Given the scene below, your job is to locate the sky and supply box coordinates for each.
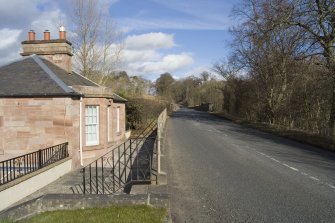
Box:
[0,0,239,80]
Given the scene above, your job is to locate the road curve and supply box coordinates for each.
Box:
[165,108,335,223]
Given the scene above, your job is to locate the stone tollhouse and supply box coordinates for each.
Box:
[0,27,127,168]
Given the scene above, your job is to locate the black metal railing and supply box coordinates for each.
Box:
[0,142,69,185]
[79,120,157,194]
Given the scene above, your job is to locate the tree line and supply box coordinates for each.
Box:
[224,0,335,137]
[155,72,225,111]
[156,0,335,138]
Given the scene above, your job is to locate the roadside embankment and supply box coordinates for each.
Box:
[211,112,335,152]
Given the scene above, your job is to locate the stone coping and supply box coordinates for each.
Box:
[21,39,72,45]
[71,85,114,98]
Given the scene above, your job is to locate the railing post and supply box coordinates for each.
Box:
[124,142,127,184]
[112,150,115,192]
[83,167,86,194]
[89,164,92,194]
[38,149,42,169]
[6,160,9,183]
[65,142,69,158]
[118,146,121,188]
[95,160,98,194]
[101,157,104,194]
[130,139,132,182]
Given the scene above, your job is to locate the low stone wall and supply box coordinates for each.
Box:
[0,191,169,221]
[0,158,72,211]
[156,108,168,176]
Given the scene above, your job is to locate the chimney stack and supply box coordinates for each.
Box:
[44,30,50,40]
[21,27,73,74]
[28,30,35,41]
[59,26,66,40]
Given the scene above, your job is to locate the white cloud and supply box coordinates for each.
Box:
[0,0,42,27]
[130,53,194,74]
[125,32,175,50]
[144,54,193,72]
[30,9,67,39]
[0,28,22,65]
[0,0,68,66]
[122,49,160,63]
[0,48,21,66]
[0,29,22,50]
[120,32,194,77]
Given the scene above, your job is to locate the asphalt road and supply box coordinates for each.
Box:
[165,108,335,223]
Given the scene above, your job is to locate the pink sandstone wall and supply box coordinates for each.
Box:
[81,98,126,165]
[81,97,108,163]
[111,103,126,143]
[0,97,126,167]
[0,98,80,166]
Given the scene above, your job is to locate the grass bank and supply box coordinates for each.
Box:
[1,205,166,223]
[211,112,335,152]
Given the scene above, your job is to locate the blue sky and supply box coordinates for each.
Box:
[0,0,239,80]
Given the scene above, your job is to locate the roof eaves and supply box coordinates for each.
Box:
[112,93,127,102]
[0,92,82,98]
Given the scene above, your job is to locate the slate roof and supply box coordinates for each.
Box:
[42,59,98,87]
[0,55,96,97]
[0,55,127,102]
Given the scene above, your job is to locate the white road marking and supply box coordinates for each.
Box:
[270,157,280,163]
[326,183,335,189]
[253,149,334,190]
[289,166,299,172]
[309,176,320,181]
[283,163,291,168]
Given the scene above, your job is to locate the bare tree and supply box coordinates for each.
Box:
[71,0,123,83]
[271,0,335,134]
[294,0,335,134]
[212,59,241,80]
[213,0,334,135]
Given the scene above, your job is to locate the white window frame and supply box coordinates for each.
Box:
[116,107,120,133]
[85,105,99,146]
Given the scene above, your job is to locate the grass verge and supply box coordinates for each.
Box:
[2,205,166,223]
[211,112,335,152]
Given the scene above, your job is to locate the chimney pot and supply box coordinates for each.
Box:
[28,30,35,41]
[44,30,50,41]
[59,26,66,40]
